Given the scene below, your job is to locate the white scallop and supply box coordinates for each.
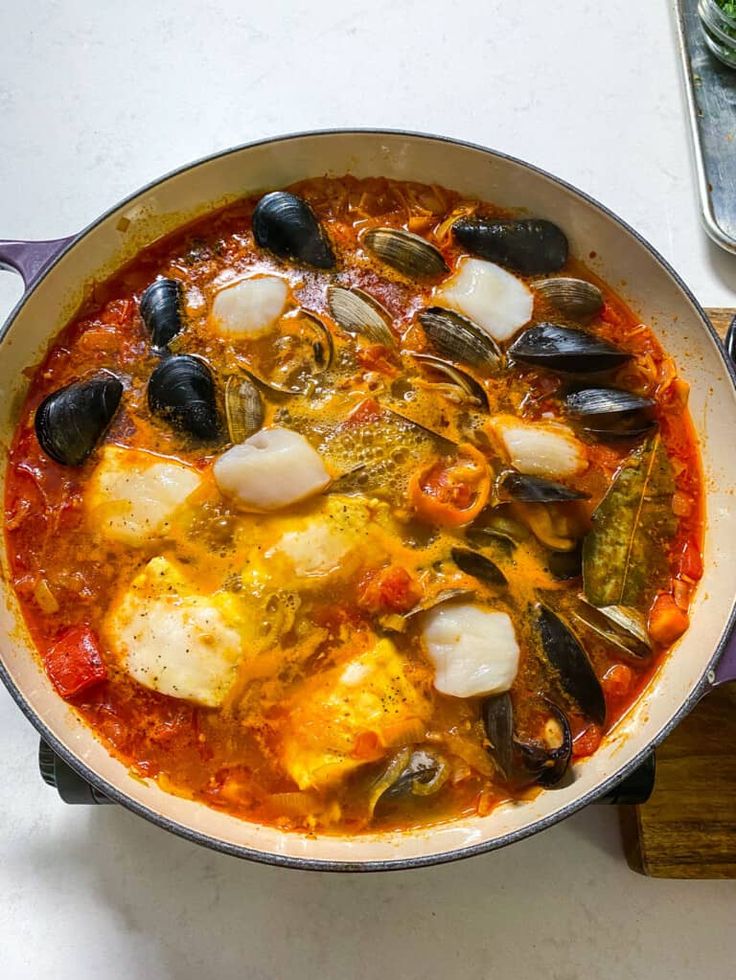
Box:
[421,602,520,698]
[435,256,533,342]
[211,275,289,337]
[489,415,587,478]
[213,426,330,511]
[86,446,202,545]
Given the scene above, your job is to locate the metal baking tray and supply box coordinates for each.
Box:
[675,0,736,253]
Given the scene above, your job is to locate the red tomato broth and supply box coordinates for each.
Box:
[3,176,704,833]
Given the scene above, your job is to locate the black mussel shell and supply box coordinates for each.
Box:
[140,277,185,349]
[451,547,507,585]
[565,387,654,417]
[466,506,530,551]
[252,191,335,269]
[497,470,589,503]
[508,323,631,376]
[571,598,652,661]
[564,387,656,440]
[548,542,584,580]
[35,372,123,466]
[383,749,449,799]
[148,354,221,440]
[482,692,572,787]
[418,307,502,371]
[453,217,568,274]
[516,699,573,788]
[537,604,606,725]
[482,693,515,779]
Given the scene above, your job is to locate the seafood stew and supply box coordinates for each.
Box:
[4,176,703,833]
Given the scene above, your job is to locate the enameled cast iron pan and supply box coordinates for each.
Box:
[1,130,735,871]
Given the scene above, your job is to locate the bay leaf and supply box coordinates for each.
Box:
[582,434,676,608]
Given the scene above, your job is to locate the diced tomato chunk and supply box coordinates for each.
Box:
[358,565,421,614]
[599,302,623,326]
[352,731,382,760]
[343,397,382,427]
[572,724,602,758]
[356,344,397,376]
[678,538,703,582]
[44,625,107,699]
[648,593,689,646]
[601,664,634,702]
[100,298,134,327]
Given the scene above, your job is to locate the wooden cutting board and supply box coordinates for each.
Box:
[619,307,736,879]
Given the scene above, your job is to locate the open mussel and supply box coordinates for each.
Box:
[571,597,652,661]
[508,323,631,376]
[537,604,606,725]
[453,217,568,275]
[411,353,489,410]
[418,307,502,371]
[326,286,396,348]
[148,354,221,440]
[564,387,656,439]
[224,374,264,443]
[547,542,583,580]
[369,747,450,815]
[532,277,604,319]
[483,692,572,787]
[140,277,185,349]
[363,227,448,280]
[496,472,589,552]
[465,507,530,551]
[451,547,506,586]
[35,371,123,466]
[384,749,449,799]
[496,470,589,504]
[252,191,335,269]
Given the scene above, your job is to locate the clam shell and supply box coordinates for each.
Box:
[411,353,489,410]
[236,310,334,394]
[224,375,264,443]
[418,307,502,371]
[326,286,397,348]
[364,227,448,279]
[532,277,603,318]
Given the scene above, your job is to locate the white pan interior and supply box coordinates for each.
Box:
[0,131,734,868]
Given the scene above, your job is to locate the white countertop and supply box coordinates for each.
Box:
[1,2,735,978]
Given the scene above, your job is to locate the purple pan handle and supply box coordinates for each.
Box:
[0,236,75,289]
[711,314,736,687]
[713,629,736,687]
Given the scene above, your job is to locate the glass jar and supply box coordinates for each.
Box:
[699,0,736,68]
